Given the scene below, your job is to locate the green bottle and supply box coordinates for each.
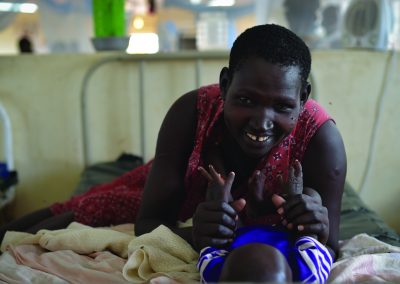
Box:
[92,0,125,38]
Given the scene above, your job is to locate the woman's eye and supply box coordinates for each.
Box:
[276,104,293,112]
[238,97,253,105]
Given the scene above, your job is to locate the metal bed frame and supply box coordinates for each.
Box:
[79,52,229,167]
[0,103,15,210]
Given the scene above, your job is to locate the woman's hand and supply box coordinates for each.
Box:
[192,165,245,250]
[274,160,329,244]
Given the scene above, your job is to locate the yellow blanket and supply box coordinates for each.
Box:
[1,222,200,283]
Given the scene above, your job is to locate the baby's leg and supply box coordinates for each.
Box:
[219,243,292,283]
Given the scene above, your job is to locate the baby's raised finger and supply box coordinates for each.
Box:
[293,159,303,178]
[225,171,235,190]
[288,160,303,195]
[198,166,213,182]
[209,164,224,185]
[248,171,265,200]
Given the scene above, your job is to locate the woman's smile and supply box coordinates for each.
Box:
[245,132,270,143]
[241,128,278,156]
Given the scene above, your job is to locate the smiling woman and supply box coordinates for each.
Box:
[135,24,346,282]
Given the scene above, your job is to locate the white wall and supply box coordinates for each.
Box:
[0,50,399,233]
[313,50,400,231]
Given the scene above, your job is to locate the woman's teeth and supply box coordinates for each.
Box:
[246,133,269,142]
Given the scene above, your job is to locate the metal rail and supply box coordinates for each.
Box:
[0,102,15,208]
[80,52,229,167]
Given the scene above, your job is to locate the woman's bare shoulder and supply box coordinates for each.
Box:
[154,89,199,158]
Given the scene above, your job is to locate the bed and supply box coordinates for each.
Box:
[1,155,399,283]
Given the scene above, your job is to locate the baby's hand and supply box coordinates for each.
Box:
[198,165,235,202]
[192,165,245,251]
[246,170,274,218]
[274,160,328,244]
[283,159,303,196]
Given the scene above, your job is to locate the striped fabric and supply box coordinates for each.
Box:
[197,247,229,283]
[295,237,333,283]
[197,226,333,283]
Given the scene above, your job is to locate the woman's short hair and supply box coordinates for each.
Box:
[229,24,311,85]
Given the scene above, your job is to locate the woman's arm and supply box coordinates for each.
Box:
[134,90,198,244]
[302,120,347,259]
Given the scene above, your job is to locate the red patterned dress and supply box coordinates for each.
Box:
[51,84,331,227]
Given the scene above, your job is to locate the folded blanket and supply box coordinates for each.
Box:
[337,233,400,258]
[1,222,134,258]
[328,233,400,283]
[6,244,129,284]
[0,249,69,284]
[123,225,199,282]
[1,222,199,283]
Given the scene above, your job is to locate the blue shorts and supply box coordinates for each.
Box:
[197,225,332,283]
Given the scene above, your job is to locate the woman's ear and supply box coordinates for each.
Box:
[219,67,231,100]
[300,82,311,106]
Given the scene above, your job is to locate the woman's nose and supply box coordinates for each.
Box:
[249,109,274,131]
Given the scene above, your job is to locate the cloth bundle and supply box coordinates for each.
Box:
[1,222,200,283]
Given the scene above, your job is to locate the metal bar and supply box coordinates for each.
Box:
[0,103,13,170]
[195,59,202,88]
[80,53,229,167]
[138,61,146,161]
[80,56,124,167]
[0,102,15,208]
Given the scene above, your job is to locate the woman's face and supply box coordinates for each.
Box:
[222,58,307,159]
